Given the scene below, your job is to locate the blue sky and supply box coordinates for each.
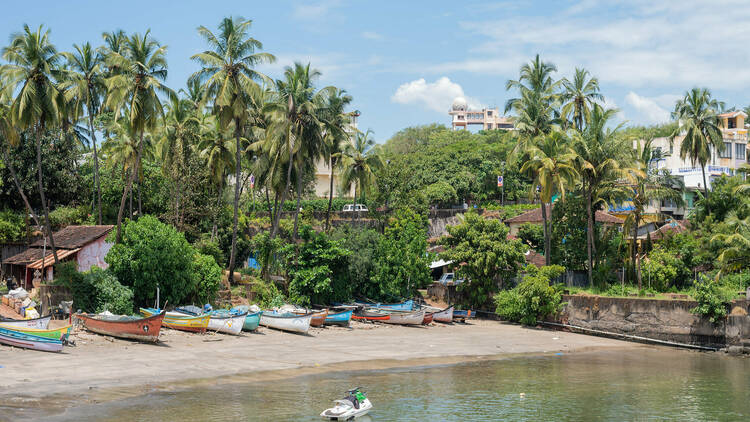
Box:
[3,0,750,141]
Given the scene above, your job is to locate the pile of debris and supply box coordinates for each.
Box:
[1,287,40,319]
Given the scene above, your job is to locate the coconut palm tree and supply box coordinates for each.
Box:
[190,16,275,283]
[671,88,723,210]
[520,131,579,265]
[1,24,63,263]
[60,42,106,224]
[712,212,750,276]
[103,30,172,242]
[320,88,353,231]
[199,115,235,241]
[573,104,634,285]
[338,129,383,223]
[561,67,603,132]
[505,54,560,138]
[626,138,684,289]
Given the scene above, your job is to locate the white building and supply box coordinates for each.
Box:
[449,97,514,131]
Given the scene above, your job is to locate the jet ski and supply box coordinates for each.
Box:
[320,387,372,421]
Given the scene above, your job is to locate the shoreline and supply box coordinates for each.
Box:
[1,319,644,417]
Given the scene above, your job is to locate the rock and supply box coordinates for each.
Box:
[726,345,744,355]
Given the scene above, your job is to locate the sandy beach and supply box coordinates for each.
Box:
[0,318,642,416]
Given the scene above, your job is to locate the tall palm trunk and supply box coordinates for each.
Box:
[630,213,642,289]
[325,157,336,231]
[138,177,142,218]
[115,131,143,244]
[586,183,594,286]
[211,180,223,242]
[700,163,710,213]
[87,100,102,225]
[292,163,303,238]
[228,118,242,287]
[35,125,58,265]
[3,146,40,226]
[541,201,550,266]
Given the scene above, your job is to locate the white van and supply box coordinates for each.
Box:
[342,204,368,212]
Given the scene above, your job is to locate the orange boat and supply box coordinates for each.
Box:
[293,309,328,327]
[77,311,166,342]
[422,312,434,325]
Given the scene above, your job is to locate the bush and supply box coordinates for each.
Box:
[0,209,25,242]
[194,236,225,268]
[105,216,197,307]
[691,275,731,323]
[48,205,88,229]
[330,226,381,295]
[518,222,544,253]
[495,265,565,325]
[424,180,458,207]
[192,253,222,304]
[54,263,133,314]
[642,248,689,291]
[243,276,286,309]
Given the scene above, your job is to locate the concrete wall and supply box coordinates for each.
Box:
[77,237,113,272]
[561,295,750,348]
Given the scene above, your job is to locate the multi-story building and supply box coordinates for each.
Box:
[622,110,748,220]
[311,110,360,198]
[449,97,514,131]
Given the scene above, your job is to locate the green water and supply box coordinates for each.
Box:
[48,348,750,421]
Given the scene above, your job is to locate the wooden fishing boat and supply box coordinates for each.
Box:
[77,311,166,342]
[0,323,72,340]
[228,306,262,331]
[292,309,328,327]
[324,309,353,326]
[0,314,52,329]
[422,312,434,325]
[173,307,246,335]
[0,326,63,352]
[354,299,413,311]
[453,309,473,322]
[380,309,425,325]
[140,308,210,333]
[430,306,454,323]
[351,309,390,322]
[260,311,312,334]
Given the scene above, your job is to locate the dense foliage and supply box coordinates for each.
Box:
[691,276,731,323]
[495,265,566,325]
[54,263,134,314]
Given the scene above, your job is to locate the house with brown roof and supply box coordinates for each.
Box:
[2,225,114,289]
[503,204,624,236]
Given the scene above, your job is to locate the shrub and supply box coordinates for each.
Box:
[518,222,544,253]
[0,209,25,242]
[495,266,564,325]
[243,276,285,309]
[424,180,458,207]
[330,226,381,295]
[192,253,222,304]
[54,263,133,314]
[105,216,197,307]
[48,205,88,229]
[194,236,225,268]
[642,248,688,291]
[691,275,731,323]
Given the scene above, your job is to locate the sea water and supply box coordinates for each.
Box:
[45,348,750,421]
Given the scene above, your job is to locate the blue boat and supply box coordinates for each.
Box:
[324,309,353,326]
[453,310,473,322]
[0,326,63,352]
[354,300,414,311]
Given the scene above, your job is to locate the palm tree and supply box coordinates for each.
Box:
[520,131,579,265]
[338,129,383,222]
[712,212,750,276]
[199,115,235,241]
[560,68,603,132]
[103,30,172,242]
[191,16,275,283]
[320,88,353,231]
[60,42,105,224]
[1,24,63,264]
[573,104,634,285]
[671,87,723,210]
[505,54,560,138]
[626,138,684,289]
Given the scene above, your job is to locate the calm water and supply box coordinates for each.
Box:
[48,348,750,421]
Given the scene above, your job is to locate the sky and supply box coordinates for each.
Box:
[2,0,750,142]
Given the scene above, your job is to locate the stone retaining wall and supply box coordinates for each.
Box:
[561,295,750,349]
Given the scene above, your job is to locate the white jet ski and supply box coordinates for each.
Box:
[320,387,372,421]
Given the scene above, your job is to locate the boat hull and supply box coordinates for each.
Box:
[0,314,52,329]
[352,310,390,321]
[206,313,245,335]
[422,313,434,325]
[0,327,63,352]
[431,306,454,323]
[382,310,425,325]
[140,308,210,333]
[260,312,312,333]
[293,310,328,327]
[324,309,353,326]
[243,311,261,331]
[453,310,473,322]
[0,323,72,340]
[78,312,165,342]
[355,300,413,311]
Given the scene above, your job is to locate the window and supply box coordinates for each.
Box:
[728,118,737,129]
[736,143,747,161]
[487,110,493,116]
[487,123,493,129]
[719,142,732,158]
[669,143,674,155]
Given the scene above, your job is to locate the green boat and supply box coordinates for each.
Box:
[0,323,72,340]
[229,307,261,331]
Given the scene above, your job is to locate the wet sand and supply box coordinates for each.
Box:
[0,319,641,416]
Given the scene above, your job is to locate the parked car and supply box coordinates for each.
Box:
[437,272,464,285]
[342,204,368,212]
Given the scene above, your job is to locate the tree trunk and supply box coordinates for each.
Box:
[2,146,40,226]
[540,201,550,266]
[87,102,102,225]
[271,131,294,239]
[325,157,336,231]
[211,180,222,242]
[228,118,242,288]
[35,125,58,265]
[701,164,710,214]
[351,182,357,224]
[265,187,273,217]
[129,183,133,219]
[630,214,640,289]
[115,130,144,244]
[292,164,303,239]
[138,177,142,218]
[635,215,642,289]
[586,183,594,287]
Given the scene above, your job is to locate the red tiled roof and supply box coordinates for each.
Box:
[718,110,747,118]
[30,225,114,249]
[504,204,624,224]
[524,250,546,267]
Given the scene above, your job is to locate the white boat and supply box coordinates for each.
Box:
[260,311,312,333]
[173,310,246,335]
[426,306,454,323]
[0,314,51,329]
[379,309,425,325]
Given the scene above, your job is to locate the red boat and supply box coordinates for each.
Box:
[352,310,390,322]
[76,311,166,342]
[422,312,434,325]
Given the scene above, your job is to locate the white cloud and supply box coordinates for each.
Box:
[292,0,342,21]
[624,92,676,124]
[361,31,383,41]
[391,77,482,113]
